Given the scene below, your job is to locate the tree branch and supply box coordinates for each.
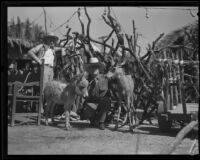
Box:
[160,121,198,154]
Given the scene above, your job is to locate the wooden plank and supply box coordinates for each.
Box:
[179,48,187,114]
[168,49,173,110]
[171,52,178,106]
[168,113,191,121]
[163,49,169,112]
[168,103,198,114]
[176,49,182,104]
[14,82,39,87]
[16,96,40,100]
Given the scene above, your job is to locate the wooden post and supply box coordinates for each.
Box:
[179,48,187,114]
[168,49,173,110]
[132,20,136,54]
[176,49,181,103]
[38,60,44,125]
[163,49,169,112]
[172,52,178,106]
[11,83,17,126]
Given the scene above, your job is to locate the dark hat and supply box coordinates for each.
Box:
[84,57,104,72]
[43,33,59,43]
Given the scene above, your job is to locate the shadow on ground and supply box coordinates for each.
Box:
[8,115,198,140]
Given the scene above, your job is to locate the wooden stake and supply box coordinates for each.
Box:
[179,48,187,114]
[172,52,178,106]
[163,49,169,112]
[42,7,47,35]
[168,49,173,110]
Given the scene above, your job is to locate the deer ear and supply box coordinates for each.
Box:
[83,71,89,79]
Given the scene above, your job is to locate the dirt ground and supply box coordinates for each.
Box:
[7,117,198,155]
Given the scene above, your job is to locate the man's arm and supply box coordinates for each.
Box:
[27,44,43,65]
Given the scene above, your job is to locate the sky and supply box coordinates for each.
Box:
[8,6,198,54]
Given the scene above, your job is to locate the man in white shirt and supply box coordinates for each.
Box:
[27,33,61,89]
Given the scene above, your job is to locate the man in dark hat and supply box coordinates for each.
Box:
[27,33,64,90]
[83,57,111,130]
[28,33,66,115]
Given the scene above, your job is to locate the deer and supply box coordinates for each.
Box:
[43,72,89,130]
[106,56,137,132]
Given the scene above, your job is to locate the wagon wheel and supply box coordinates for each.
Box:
[158,114,172,132]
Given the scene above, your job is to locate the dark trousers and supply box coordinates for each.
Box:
[86,96,110,123]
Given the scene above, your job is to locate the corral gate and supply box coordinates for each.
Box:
[156,45,199,115]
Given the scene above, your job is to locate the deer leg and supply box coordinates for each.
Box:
[121,113,128,126]
[133,106,139,127]
[126,98,134,131]
[118,102,128,128]
[45,100,52,126]
[129,109,134,131]
[50,102,56,125]
[115,102,121,130]
[64,104,71,130]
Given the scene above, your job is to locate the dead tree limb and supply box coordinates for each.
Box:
[63,28,72,46]
[84,7,93,51]
[152,33,164,50]
[104,29,115,43]
[125,34,152,81]
[77,8,85,35]
[132,20,137,54]
[160,121,198,154]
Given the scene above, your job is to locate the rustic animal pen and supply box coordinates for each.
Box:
[156,45,199,131]
[8,7,198,133]
[9,60,44,126]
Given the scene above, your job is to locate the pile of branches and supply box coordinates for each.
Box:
[56,7,198,123]
[56,7,166,120]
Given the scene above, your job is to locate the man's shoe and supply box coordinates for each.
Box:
[90,120,99,127]
[99,122,105,130]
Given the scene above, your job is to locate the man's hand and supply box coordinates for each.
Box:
[38,59,43,66]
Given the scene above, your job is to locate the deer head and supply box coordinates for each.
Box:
[105,56,127,79]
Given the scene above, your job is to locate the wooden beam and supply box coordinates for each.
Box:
[179,48,187,114]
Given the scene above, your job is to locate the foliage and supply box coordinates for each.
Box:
[8,17,45,43]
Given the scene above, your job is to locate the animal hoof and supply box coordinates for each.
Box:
[65,125,71,130]
[129,126,134,132]
[114,125,118,131]
[45,121,49,126]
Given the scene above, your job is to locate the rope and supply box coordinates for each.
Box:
[52,10,77,32]
[136,7,198,11]
[46,12,64,36]
[52,7,105,33]
[30,12,43,25]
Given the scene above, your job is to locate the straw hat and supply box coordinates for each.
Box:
[84,57,104,72]
[43,32,59,44]
[9,63,14,69]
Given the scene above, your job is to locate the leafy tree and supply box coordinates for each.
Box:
[24,18,31,40]
[8,17,45,43]
[16,16,22,38]
[8,17,17,37]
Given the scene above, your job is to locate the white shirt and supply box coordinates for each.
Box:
[42,48,54,67]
